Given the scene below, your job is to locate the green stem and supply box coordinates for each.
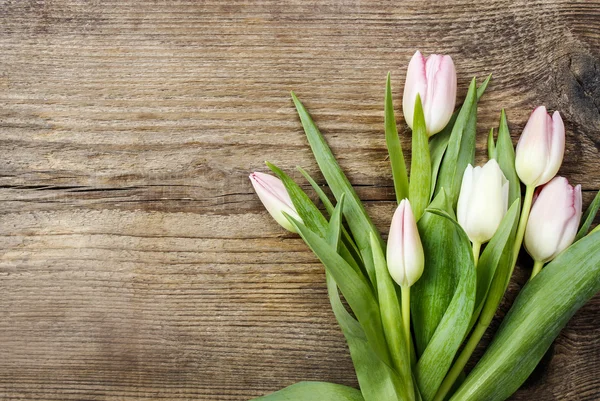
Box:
[401,285,411,366]
[512,185,535,263]
[472,241,482,268]
[530,260,544,279]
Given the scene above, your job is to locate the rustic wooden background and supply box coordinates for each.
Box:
[1,0,599,400]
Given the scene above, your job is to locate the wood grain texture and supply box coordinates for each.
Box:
[1,0,599,400]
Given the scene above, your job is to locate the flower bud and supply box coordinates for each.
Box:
[249,172,301,233]
[457,159,509,244]
[386,199,425,287]
[524,176,582,263]
[402,50,457,136]
[515,106,565,187]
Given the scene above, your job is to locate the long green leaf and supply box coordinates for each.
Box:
[451,230,600,401]
[298,166,364,267]
[370,233,414,401]
[489,110,521,204]
[385,72,410,203]
[430,75,491,197]
[267,162,362,275]
[434,78,478,208]
[575,190,600,241]
[285,215,392,368]
[411,190,461,356]
[469,200,520,331]
[325,199,405,401]
[253,381,364,401]
[292,92,381,288]
[415,205,476,401]
[409,94,431,221]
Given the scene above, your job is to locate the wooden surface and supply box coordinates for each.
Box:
[1,1,599,400]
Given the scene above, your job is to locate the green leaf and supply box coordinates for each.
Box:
[489,110,521,205]
[575,190,600,241]
[469,199,520,331]
[292,92,381,288]
[298,166,364,267]
[414,204,476,401]
[253,381,364,401]
[370,233,414,400]
[450,230,600,401]
[285,215,392,368]
[409,94,431,221]
[325,201,405,401]
[385,72,410,203]
[267,162,362,276]
[411,190,460,356]
[430,75,491,197]
[434,78,478,208]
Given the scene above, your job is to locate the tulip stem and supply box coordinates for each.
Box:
[472,241,481,267]
[512,185,535,263]
[401,285,411,365]
[530,260,544,279]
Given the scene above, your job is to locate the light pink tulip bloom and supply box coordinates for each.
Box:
[387,199,425,287]
[515,106,565,187]
[524,177,582,263]
[403,50,457,136]
[249,172,301,232]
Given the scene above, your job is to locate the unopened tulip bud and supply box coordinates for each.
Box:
[515,106,565,187]
[249,172,301,233]
[403,51,457,136]
[457,159,509,244]
[524,176,582,263]
[387,199,425,287]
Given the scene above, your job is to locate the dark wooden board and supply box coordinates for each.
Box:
[1,1,599,400]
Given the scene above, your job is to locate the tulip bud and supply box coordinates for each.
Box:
[386,199,425,287]
[457,159,509,244]
[249,172,301,233]
[515,106,565,187]
[524,176,582,263]
[403,50,457,136]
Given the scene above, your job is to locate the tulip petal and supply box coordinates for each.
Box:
[515,106,551,186]
[403,51,427,131]
[538,111,565,185]
[426,55,457,135]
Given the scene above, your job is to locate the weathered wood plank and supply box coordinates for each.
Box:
[1,0,599,400]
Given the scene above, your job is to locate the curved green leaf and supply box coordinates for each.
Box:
[411,190,460,356]
[409,94,431,221]
[430,75,491,198]
[285,215,392,368]
[434,78,478,208]
[414,204,476,401]
[451,230,600,401]
[489,110,520,204]
[576,190,600,241]
[253,381,364,401]
[385,72,409,203]
[292,92,381,288]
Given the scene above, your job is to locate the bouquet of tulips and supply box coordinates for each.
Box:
[248,51,600,401]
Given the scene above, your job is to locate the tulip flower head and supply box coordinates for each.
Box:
[403,50,457,136]
[386,199,425,287]
[515,106,565,187]
[249,172,301,233]
[457,159,509,244]
[524,176,582,263]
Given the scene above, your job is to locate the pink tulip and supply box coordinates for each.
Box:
[403,51,457,136]
[249,172,301,232]
[386,199,425,287]
[524,177,582,263]
[515,106,565,187]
